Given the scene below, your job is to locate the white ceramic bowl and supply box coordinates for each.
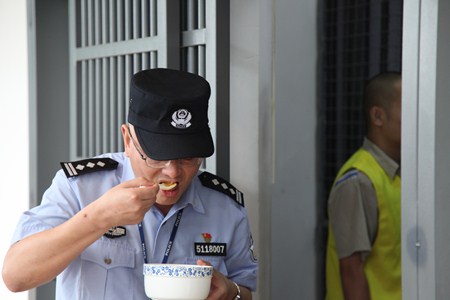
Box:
[143,263,213,300]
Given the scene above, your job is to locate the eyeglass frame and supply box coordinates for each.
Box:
[127,125,203,169]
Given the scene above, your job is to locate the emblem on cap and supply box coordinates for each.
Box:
[171,109,192,129]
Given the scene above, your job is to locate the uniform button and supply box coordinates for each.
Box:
[104,258,112,265]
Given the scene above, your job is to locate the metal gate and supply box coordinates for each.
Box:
[68,0,229,174]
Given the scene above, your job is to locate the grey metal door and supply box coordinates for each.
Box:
[68,0,229,175]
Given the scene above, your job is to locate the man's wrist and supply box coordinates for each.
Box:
[232,281,241,299]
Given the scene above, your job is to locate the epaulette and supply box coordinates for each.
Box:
[335,169,359,187]
[198,171,244,207]
[60,157,118,178]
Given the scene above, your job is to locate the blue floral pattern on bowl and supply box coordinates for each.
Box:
[143,264,213,278]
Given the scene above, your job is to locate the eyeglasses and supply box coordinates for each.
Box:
[127,126,203,169]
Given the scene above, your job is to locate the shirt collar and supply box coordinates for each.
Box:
[363,137,400,179]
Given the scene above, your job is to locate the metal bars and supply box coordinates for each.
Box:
[77,0,158,47]
[77,54,157,157]
[71,0,160,158]
[319,0,403,194]
[181,0,206,76]
[69,0,226,176]
[180,0,210,170]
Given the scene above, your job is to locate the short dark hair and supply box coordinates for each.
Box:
[364,71,401,123]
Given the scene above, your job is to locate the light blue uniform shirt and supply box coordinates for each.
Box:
[11,152,258,300]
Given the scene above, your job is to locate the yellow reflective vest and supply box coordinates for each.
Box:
[326,148,401,300]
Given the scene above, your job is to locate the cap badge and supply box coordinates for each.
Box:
[171,109,192,129]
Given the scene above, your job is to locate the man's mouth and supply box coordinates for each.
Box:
[159,181,178,191]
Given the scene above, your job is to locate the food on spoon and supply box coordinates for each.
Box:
[159,181,177,191]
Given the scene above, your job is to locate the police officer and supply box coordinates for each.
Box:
[3,68,257,300]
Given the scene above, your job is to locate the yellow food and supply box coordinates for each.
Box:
[159,182,177,191]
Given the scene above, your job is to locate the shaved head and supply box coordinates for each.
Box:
[364,71,402,163]
[364,72,401,123]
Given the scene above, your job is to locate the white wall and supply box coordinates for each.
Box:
[230,0,267,297]
[0,0,30,299]
[230,0,320,299]
[271,0,319,298]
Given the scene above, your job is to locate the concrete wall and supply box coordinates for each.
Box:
[230,0,270,297]
[271,0,320,298]
[230,0,320,299]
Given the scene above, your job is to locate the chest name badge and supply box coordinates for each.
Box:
[104,226,126,239]
[195,243,227,256]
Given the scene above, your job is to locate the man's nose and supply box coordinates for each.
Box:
[161,160,182,177]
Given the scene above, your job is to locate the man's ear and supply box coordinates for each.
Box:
[369,106,385,127]
[121,124,132,157]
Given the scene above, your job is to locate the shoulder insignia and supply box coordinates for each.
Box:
[335,169,359,187]
[60,157,118,178]
[198,171,244,207]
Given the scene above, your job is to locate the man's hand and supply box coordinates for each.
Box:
[197,259,252,300]
[2,177,159,292]
[91,177,159,230]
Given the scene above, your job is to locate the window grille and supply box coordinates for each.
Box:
[319,0,403,200]
[69,0,228,174]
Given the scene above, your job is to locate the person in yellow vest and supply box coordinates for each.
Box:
[325,72,402,300]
